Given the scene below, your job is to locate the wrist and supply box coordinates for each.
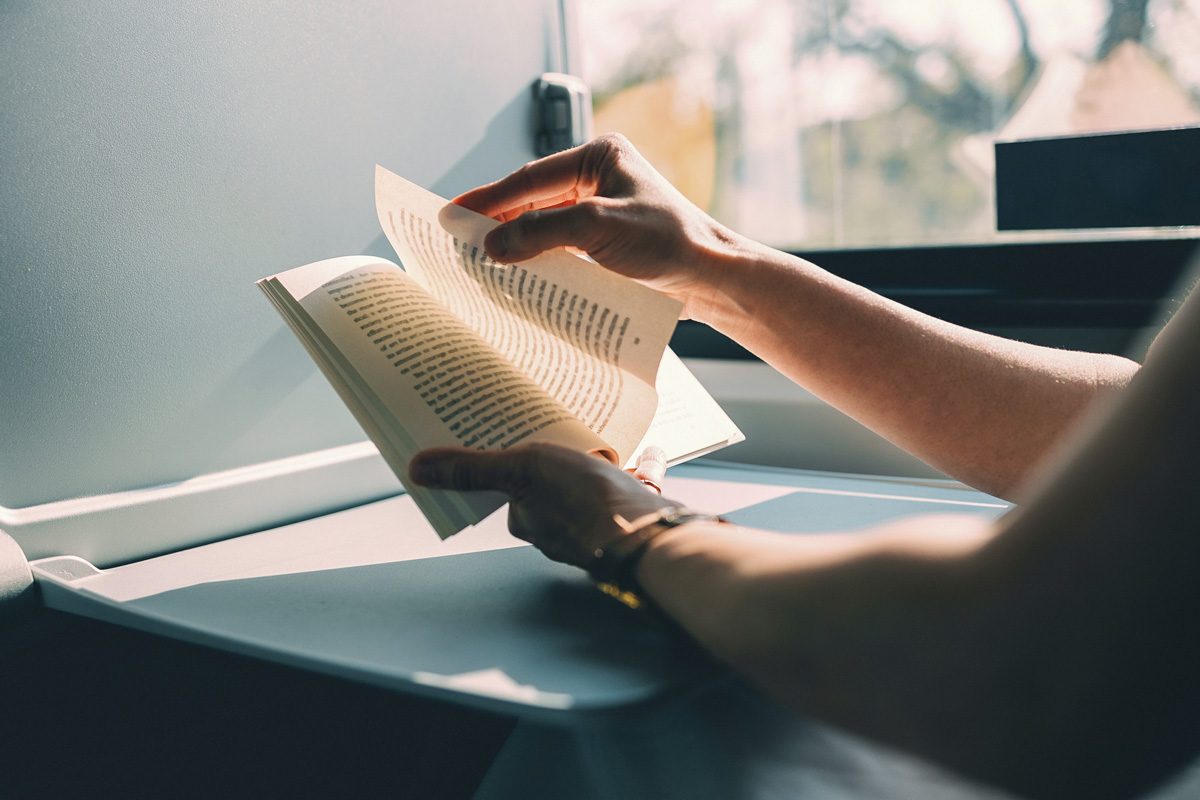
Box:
[685,227,803,333]
[632,518,749,618]
[635,517,732,573]
[589,507,725,613]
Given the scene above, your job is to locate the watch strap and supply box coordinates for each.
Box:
[589,506,725,612]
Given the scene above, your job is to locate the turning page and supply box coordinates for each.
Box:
[376,167,682,465]
[262,171,744,536]
[260,257,611,538]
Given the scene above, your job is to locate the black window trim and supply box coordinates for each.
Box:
[670,236,1200,359]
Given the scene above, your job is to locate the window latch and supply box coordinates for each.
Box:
[532,73,593,157]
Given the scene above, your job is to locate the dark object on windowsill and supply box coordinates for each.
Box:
[995,126,1200,231]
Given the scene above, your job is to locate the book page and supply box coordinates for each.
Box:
[626,349,745,469]
[375,166,682,464]
[261,257,613,537]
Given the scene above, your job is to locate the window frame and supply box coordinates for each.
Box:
[670,236,1200,359]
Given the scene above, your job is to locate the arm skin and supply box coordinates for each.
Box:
[454,134,1139,499]
[641,283,1200,798]
[410,283,1200,799]
[699,246,1139,499]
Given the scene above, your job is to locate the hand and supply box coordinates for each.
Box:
[453,133,752,322]
[409,443,677,569]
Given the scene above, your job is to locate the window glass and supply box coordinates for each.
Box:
[579,0,1200,248]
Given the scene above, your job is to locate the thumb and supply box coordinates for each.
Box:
[408,447,529,493]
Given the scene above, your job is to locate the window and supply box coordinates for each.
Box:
[579,0,1200,250]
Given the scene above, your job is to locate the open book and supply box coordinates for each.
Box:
[258,167,743,538]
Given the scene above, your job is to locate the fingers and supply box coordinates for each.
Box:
[453,133,635,221]
[484,199,613,263]
[453,143,596,220]
[631,445,666,494]
[408,447,530,494]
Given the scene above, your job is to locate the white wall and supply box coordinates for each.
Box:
[0,2,563,508]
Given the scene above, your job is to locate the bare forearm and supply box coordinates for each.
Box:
[695,243,1139,498]
[636,289,1200,797]
[636,507,1191,798]
[636,517,1020,782]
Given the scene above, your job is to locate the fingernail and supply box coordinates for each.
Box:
[486,227,509,261]
[410,458,440,486]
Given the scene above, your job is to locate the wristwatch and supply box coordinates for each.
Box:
[588,506,725,613]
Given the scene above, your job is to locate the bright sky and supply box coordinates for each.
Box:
[581,0,1196,89]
